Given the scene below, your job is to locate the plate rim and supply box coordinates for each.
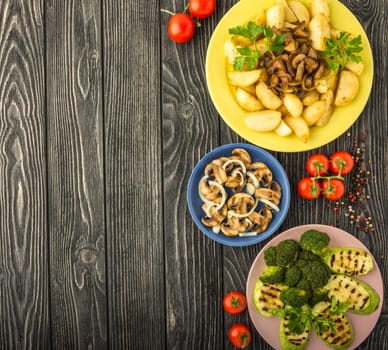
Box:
[205,0,374,152]
[186,143,291,247]
[246,224,384,350]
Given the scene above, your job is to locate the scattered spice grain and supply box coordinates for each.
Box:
[329,132,374,233]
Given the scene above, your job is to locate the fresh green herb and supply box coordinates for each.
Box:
[233,47,260,71]
[313,314,335,334]
[323,32,363,73]
[271,297,349,336]
[329,296,350,315]
[262,26,286,53]
[228,21,286,71]
[228,21,264,43]
[271,307,312,334]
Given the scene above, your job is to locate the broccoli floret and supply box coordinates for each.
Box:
[298,259,331,289]
[275,239,301,268]
[259,266,285,284]
[309,288,329,307]
[284,265,302,287]
[280,287,309,307]
[264,246,277,266]
[263,240,300,268]
[298,249,323,262]
[300,229,330,254]
[295,278,312,298]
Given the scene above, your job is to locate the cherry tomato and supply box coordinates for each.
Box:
[322,178,345,200]
[306,153,329,176]
[228,323,252,349]
[189,0,216,19]
[329,151,354,176]
[297,177,321,200]
[167,13,195,43]
[223,291,247,315]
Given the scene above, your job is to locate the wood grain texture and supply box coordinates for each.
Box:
[46,0,106,348]
[0,1,49,349]
[160,0,226,349]
[103,1,165,349]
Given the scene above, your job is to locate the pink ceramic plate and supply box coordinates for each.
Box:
[246,224,383,350]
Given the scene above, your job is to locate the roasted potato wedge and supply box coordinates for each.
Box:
[228,70,262,87]
[315,71,338,94]
[266,4,285,29]
[255,81,283,109]
[275,120,293,136]
[309,0,330,18]
[334,70,359,106]
[239,84,257,96]
[276,0,298,22]
[309,14,331,51]
[283,93,303,117]
[224,39,239,65]
[302,90,320,106]
[284,116,310,143]
[245,110,282,132]
[315,90,335,126]
[302,100,326,126]
[345,61,365,76]
[288,1,310,24]
[235,88,264,112]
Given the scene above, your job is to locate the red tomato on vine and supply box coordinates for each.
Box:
[189,0,217,19]
[166,13,195,43]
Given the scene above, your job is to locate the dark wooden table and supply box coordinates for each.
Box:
[0,0,386,349]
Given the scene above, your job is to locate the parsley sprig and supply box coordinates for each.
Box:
[323,32,363,73]
[271,297,349,335]
[228,21,286,71]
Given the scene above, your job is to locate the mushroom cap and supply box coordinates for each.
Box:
[255,181,282,205]
[220,216,250,237]
[227,193,255,214]
[204,162,227,184]
[201,203,227,227]
[225,168,246,192]
[248,162,273,187]
[248,207,273,233]
[231,148,252,166]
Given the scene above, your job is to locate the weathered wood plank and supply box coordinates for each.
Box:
[102,1,165,349]
[0,0,49,348]
[159,1,227,349]
[46,0,106,348]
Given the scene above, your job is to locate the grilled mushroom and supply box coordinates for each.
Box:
[220,216,250,236]
[248,207,273,233]
[225,168,246,192]
[204,162,227,184]
[255,180,282,206]
[201,203,227,227]
[227,193,255,214]
[231,148,252,167]
[248,162,273,187]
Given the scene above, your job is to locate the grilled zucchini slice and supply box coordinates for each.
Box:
[325,274,380,314]
[253,279,285,317]
[280,311,311,350]
[321,247,374,276]
[313,301,353,350]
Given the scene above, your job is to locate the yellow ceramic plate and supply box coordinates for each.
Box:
[206,0,373,152]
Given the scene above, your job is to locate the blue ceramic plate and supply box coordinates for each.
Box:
[187,143,290,247]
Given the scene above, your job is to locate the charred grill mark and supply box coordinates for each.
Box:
[330,255,335,267]
[284,319,309,345]
[360,295,370,309]
[319,314,352,346]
